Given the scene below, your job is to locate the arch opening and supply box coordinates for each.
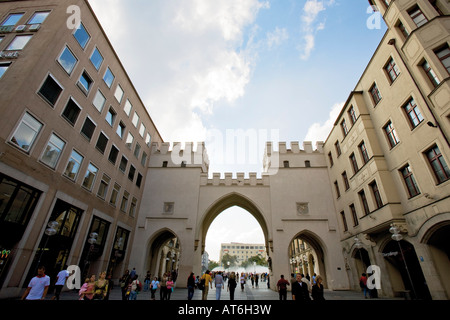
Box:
[145,229,181,280]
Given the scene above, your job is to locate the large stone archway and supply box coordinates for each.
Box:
[130,141,350,290]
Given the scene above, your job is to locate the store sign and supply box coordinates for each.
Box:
[0,51,20,59]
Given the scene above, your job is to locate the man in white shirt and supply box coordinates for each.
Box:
[21,266,51,300]
[52,265,70,300]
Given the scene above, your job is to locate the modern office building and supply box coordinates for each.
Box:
[219,242,267,265]
[0,0,163,299]
[323,0,450,299]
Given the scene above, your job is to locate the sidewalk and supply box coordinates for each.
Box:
[56,282,401,301]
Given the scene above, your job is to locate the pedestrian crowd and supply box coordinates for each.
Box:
[276,272,325,301]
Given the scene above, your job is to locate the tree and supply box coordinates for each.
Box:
[221,253,238,268]
[208,260,219,271]
[241,255,268,268]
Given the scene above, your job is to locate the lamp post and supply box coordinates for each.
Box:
[389,224,416,299]
[35,221,58,274]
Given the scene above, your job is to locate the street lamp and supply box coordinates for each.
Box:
[35,221,58,275]
[389,224,416,299]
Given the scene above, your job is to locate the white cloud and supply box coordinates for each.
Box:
[266,27,289,50]
[298,0,334,60]
[304,101,344,144]
[88,0,269,143]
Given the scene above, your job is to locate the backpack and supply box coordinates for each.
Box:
[136,280,142,292]
[198,278,205,290]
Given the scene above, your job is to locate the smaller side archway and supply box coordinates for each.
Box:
[288,231,327,288]
[145,229,181,280]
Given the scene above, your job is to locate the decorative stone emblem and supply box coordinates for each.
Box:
[296,202,309,215]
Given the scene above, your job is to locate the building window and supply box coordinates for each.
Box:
[328,152,333,167]
[0,62,11,79]
[38,74,63,107]
[283,160,289,168]
[108,145,119,164]
[136,173,143,188]
[350,153,359,175]
[348,106,357,125]
[400,165,420,198]
[120,191,129,213]
[370,181,383,209]
[97,174,111,200]
[92,89,106,113]
[429,0,445,15]
[139,123,146,138]
[1,13,24,27]
[384,121,400,149]
[109,183,121,207]
[40,133,65,169]
[128,165,136,181]
[396,20,409,38]
[10,112,42,152]
[422,60,440,87]
[134,143,141,159]
[132,112,140,128]
[369,83,382,106]
[126,132,134,149]
[359,190,370,216]
[73,23,90,49]
[141,152,148,167]
[77,70,93,95]
[116,121,125,139]
[82,162,98,191]
[334,181,340,199]
[350,204,359,227]
[408,5,428,28]
[425,145,450,184]
[342,171,350,190]
[57,46,78,75]
[80,117,96,141]
[359,141,370,164]
[385,57,400,83]
[27,11,50,25]
[341,119,349,136]
[124,99,132,116]
[63,149,84,181]
[61,98,81,126]
[103,67,115,88]
[335,140,341,157]
[129,197,137,217]
[95,132,109,154]
[403,98,424,129]
[119,156,128,173]
[435,44,450,75]
[145,133,152,146]
[114,84,124,103]
[340,211,348,232]
[90,47,103,70]
[6,35,32,51]
[106,107,116,127]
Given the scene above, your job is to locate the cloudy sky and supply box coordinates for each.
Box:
[89,0,387,262]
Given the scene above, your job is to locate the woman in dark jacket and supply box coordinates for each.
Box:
[311,275,325,301]
[187,272,196,300]
[227,272,237,300]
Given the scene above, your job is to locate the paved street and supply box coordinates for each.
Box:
[54,281,402,301]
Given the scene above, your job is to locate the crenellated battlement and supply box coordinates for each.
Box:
[149,141,210,172]
[264,141,324,155]
[200,172,269,186]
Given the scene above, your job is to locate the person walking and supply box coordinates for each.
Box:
[276,275,290,300]
[144,271,151,292]
[128,274,140,300]
[359,273,369,299]
[160,273,168,300]
[311,275,325,301]
[166,276,174,300]
[201,270,213,300]
[120,269,130,301]
[150,276,159,300]
[227,272,237,300]
[21,266,50,300]
[292,273,311,301]
[51,265,69,300]
[215,271,225,300]
[93,271,109,300]
[187,272,196,300]
[83,274,96,300]
[239,273,246,292]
